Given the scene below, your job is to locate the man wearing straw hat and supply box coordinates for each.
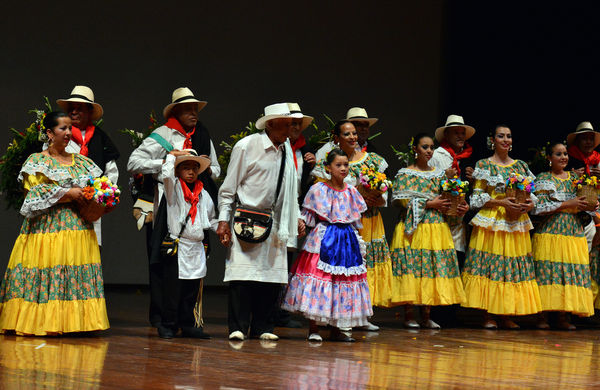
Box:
[217,102,305,341]
[127,87,220,328]
[56,85,120,246]
[566,121,600,252]
[315,107,378,162]
[429,114,476,258]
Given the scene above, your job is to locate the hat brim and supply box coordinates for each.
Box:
[347,117,378,126]
[56,98,104,121]
[434,125,476,142]
[174,155,211,175]
[163,99,208,119]
[256,112,314,130]
[566,130,600,148]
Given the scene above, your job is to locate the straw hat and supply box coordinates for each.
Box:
[345,107,378,126]
[174,149,211,174]
[163,87,207,118]
[567,121,600,148]
[255,102,309,130]
[56,85,104,121]
[434,114,476,142]
[287,103,314,131]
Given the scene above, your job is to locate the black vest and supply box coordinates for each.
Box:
[86,127,120,172]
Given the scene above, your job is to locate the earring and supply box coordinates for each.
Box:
[509,145,513,151]
[549,161,552,167]
[414,152,418,159]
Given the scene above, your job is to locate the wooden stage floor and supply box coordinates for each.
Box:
[2,286,600,389]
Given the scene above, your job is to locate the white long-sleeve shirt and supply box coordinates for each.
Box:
[218,131,299,283]
[162,154,217,279]
[127,124,220,218]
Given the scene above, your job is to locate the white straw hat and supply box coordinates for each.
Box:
[345,107,378,126]
[434,114,476,142]
[174,149,211,174]
[287,103,314,131]
[56,85,104,121]
[163,87,207,118]
[255,102,302,130]
[567,121,600,147]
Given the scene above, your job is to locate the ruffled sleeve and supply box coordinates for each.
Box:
[532,173,561,215]
[19,154,70,218]
[302,182,366,223]
[392,169,434,235]
[469,160,496,209]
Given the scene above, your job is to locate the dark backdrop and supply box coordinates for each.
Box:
[0,1,445,285]
[441,1,600,163]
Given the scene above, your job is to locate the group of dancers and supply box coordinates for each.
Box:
[0,85,599,342]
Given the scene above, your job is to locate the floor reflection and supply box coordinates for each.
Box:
[0,335,108,389]
[364,334,598,388]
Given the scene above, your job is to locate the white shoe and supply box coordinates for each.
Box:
[339,327,352,332]
[361,322,380,331]
[229,331,245,341]
[404,320,420,329]
[259,332,279,341]
[308,333,323,342]
[422,319,441,329]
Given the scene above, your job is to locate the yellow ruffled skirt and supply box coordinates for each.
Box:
[0,207,109,335]
[359,208,397,307]
[390,221,465,306]
[462,224,542,315]
[533,232,594,316]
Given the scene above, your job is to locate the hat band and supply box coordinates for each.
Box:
[69,94,94,103]
[446,122,465,126]
[173,95,196,103]
[290,110,302,114]
[348,116,368,120]
[576,128,594,132]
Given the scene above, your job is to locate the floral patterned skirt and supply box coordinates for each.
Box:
[462,226,542,315]
[282,251,373,328]
[359,208,396,307]
[0,205,109,335]
[390,221,465,306]
[532,212,593,316]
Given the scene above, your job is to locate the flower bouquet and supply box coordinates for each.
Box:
[573,174,600,207]
[441,177,469,216]
[505,173,535,203]
[358,166,392,200]
[79,176,121,222]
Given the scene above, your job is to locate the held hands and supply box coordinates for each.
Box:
[217,221,232,247]
[363,192,384,207]
[303,152,316,167]
[564,196,594,211]
[168,149,191,157]
[298,218,306,238]
[445,168,457,179]
[456,201,469,216]
[464,167,474,181]
[63,187,86,206]
[427,195,451,213]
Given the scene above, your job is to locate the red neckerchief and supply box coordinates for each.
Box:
[180,179,204,224]
[291,134,306,170]
[166,117,195,149]
[440,141,473,176]
[71,125,95,156]
[568,145,600,175]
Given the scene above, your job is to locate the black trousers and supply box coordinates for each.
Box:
[228,281,280,336]
[160,256,203,330]
[146,224,164,327]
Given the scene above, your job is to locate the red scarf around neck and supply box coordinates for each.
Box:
[180,179,204,224]
[71,125,95,156]
[440,141,473,176]
[166,117,195,150]
[568,145,600,175]
[291,134,306,170]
